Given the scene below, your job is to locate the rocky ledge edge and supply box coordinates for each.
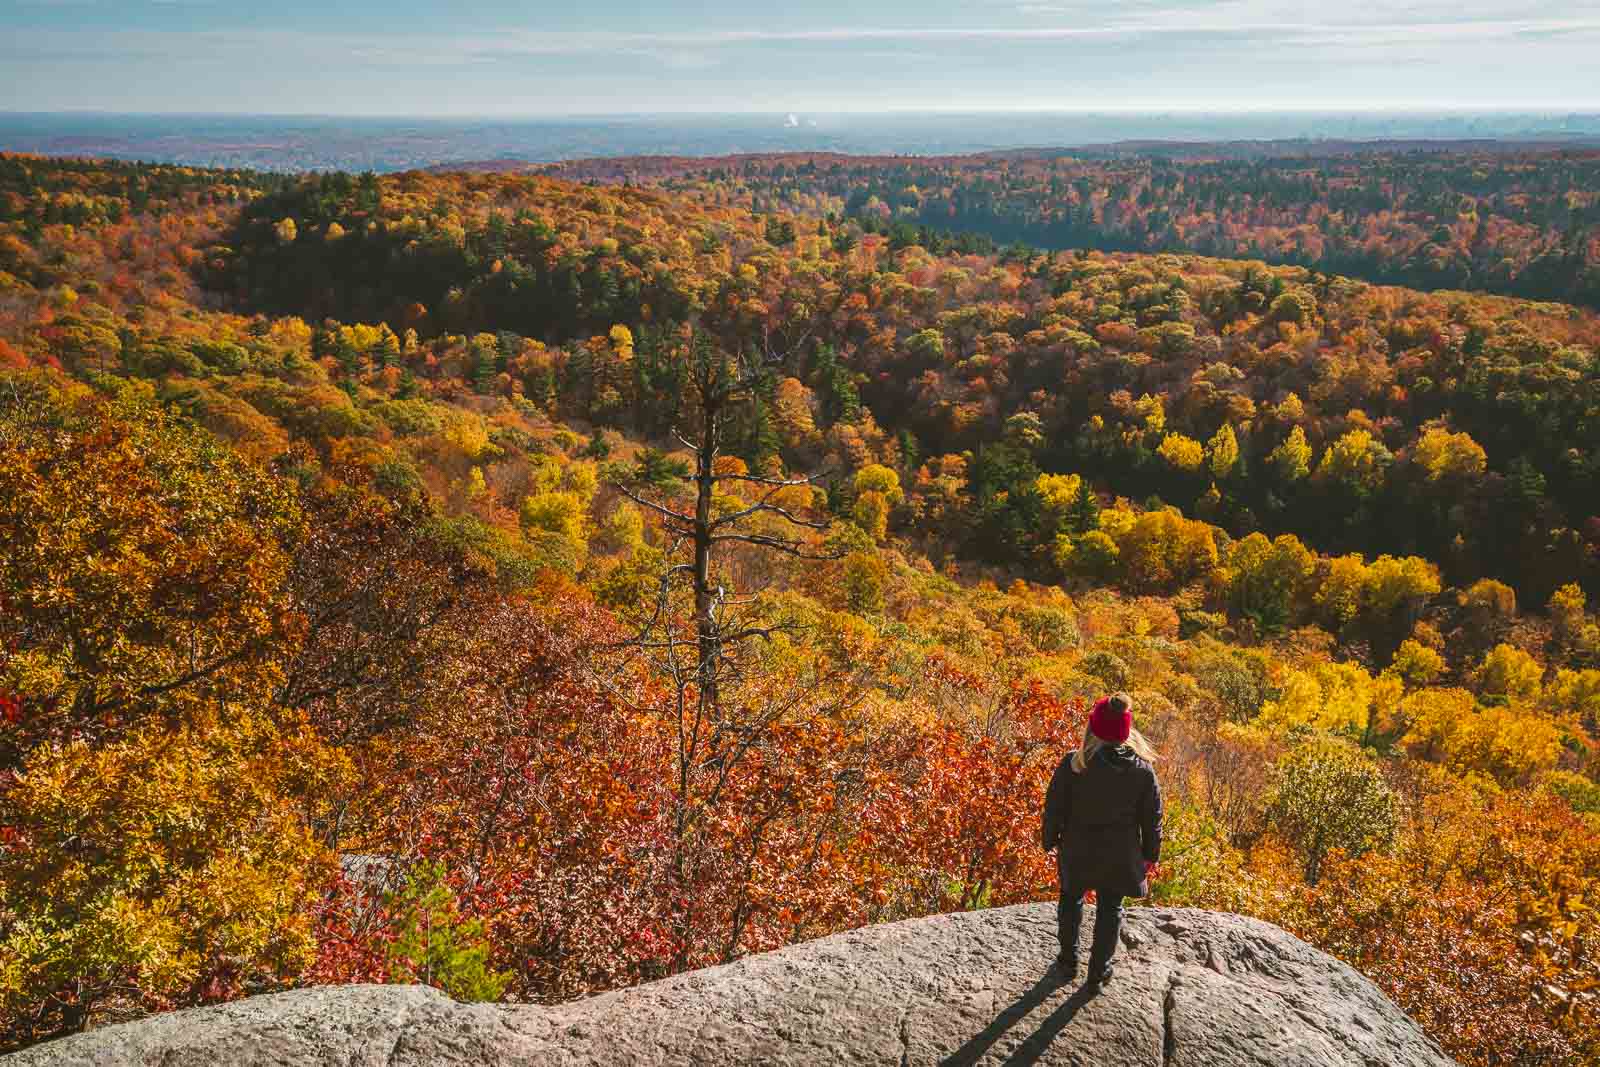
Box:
[6,904,1455,1066]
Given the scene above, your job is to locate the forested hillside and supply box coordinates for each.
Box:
[2,153,1599,1064]
[210,165,1600,602]
[538,147,1600,311]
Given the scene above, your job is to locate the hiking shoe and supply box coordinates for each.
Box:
[1085,962,1115,987]
[1052,951,1079,980]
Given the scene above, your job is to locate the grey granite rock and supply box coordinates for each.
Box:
[5,905,1456,1066]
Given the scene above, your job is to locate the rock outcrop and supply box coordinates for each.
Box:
[7,904,1455,1066]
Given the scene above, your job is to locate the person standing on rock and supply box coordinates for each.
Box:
[1040,692,1163,987]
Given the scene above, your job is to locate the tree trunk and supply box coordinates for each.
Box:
[693,400,719,721]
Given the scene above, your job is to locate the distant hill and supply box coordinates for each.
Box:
[434,137,1600,179]
[436,143,1600,312]
[5,111,1600,173]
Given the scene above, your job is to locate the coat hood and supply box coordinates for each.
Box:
[1094,744,1142,773]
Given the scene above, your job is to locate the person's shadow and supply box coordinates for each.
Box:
[939,975,1098,1066]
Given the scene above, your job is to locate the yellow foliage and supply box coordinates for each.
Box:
[438,412,493,464]
[1388,639,1446,688]
[1111,508,1218,592]
[1,713,328,1022]
[1461,578,1517,619]
[599,501,645,553]
[1402,687,1563,784]
[1206,424,1240,478]
[853,489,891,542]
[1362,555,1442,620]
[1316,428,1387,491]
[608,324,635,359]
[1056,529,1119,577]
[1134,393,1165,433]
[520,490,586,546]
[842,551,890,614]
[1313,555,1367,630]
[1476,643,1544,703]
[1097,505,1137,538]
[1269,426,1312,481]
[773,378,820,448]
[1400,687,1480,762]
[528,453,564,495]
[853,463,905,505]
[1257,660,1401,738]
[1411,426,1486,482]
[0,382,335,1023]
[565,459,599,504]
[1226,532,1315,628]
[1035,472,1084,515]
[1544,669,1600,725]
[1157,432,1206,470]
[461,466,487,502]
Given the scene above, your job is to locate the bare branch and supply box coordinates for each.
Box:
[717,623,803,644]
[709,496,831,532]
[710,532,846,560]
[712,470,825,488]
[613,482,695,526]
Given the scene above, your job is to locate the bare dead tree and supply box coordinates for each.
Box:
[606,325,867,968]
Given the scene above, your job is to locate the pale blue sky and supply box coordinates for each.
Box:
[3,0,1598,115]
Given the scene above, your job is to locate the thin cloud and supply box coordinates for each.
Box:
[458,16,1600,61]
[8,10,1600,67]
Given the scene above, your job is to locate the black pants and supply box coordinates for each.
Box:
[1056,852,1124,969]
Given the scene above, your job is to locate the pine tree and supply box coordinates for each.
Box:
[812,343,861,425]
[1067,476,1100,534]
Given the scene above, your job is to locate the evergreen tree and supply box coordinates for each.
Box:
[812,343,861,425]
[1067,476,1101,534]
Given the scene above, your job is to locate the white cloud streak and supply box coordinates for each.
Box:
[8,4,1600,67]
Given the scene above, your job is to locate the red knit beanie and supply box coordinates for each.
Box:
[1089,696,1132,744]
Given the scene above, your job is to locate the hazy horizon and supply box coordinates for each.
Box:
[7,109,1600,174]
[9,106,1600,119]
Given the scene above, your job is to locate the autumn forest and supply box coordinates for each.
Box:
[2,147,1599,1063]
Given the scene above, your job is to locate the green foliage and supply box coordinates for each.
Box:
[383,862,509,1003]
[1545,771,1600,816]
[1013,603,1080,653]
[842,551,889,615]
[1149,799,1247,909]
[1267,737,1398,885]
[1226,533,1314,634]
[812,343,861,424]
[632,447,692,490]
[422,515,541,593]
[1078,650,1132,691]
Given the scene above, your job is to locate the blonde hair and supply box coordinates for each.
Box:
[1071,693,1158,773]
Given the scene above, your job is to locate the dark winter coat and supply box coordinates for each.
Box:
[1041,744,1163,898]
